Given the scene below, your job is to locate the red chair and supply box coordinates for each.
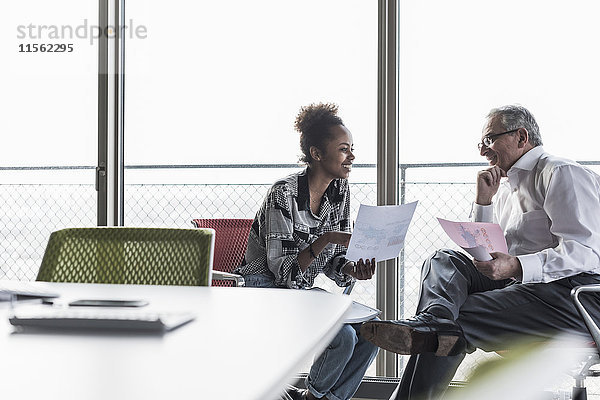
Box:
[191,218,253,287]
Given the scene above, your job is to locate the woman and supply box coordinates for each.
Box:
[235,102,378,400]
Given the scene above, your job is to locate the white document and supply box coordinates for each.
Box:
[309,287,380,323]
[464,245,493,261]
[346,201,418,262]
[344,301,381,324]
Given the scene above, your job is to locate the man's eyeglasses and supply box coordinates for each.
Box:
[477,128,520,151]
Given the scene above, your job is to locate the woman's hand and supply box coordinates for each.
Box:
[342,258,376,280]
[325,231,352,247]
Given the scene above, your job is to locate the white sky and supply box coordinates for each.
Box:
[2,0,600,181]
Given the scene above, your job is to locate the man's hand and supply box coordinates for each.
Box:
[342,258,376,280]
[476,166,506,205]
[326,231,352,248]
[473,252,522,281]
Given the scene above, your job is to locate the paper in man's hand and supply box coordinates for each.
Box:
[437,218,508,261]
[346,202,418,262]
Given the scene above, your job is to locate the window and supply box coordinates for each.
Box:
[124,0,378,375]
[1,0,98,279]
[399,0,600,382]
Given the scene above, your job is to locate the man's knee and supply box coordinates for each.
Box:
[424,248,473,272]
[422,248,465,274]
[433,248,465,260]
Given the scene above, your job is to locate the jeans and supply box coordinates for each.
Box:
[244,273,379,400]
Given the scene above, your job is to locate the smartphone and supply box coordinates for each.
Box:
[68,299,149,307]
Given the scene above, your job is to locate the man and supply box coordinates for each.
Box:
[360,105,600,399]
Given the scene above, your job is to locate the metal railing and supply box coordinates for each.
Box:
[3,160,600,311]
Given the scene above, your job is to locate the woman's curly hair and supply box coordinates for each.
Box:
[294,102,344,165]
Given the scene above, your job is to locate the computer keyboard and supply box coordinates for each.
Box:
[9,307,195,332]
[0,280,59,299]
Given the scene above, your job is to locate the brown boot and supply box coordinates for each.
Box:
[360,312,466,356]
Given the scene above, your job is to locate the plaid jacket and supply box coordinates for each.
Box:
[236,169,353,289]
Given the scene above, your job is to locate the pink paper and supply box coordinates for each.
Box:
[437,218,508,254]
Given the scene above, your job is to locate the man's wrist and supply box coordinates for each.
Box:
[475,196,492,206]
[512,256,523,281]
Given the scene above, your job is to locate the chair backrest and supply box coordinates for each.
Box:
[36,227,215,286]
[191,219,253,286]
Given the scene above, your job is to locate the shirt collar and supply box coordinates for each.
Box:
[506,146,544,189]
[296,168,347,211]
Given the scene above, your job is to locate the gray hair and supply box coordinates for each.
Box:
[486,105,543,147]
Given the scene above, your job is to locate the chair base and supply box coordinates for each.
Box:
[572,386,587,400]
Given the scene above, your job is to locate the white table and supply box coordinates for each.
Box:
[0,282,351,400]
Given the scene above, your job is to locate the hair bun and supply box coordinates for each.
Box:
[294,102,344,165]
[294,102,340,134]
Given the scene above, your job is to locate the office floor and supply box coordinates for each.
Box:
[295,352,600,400]
[351,387,600,400]
[347,377,600,400]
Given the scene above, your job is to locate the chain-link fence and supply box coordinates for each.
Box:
[0,183,96,280]
[2,163,600,391]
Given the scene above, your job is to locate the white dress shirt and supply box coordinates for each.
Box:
[471,146,600,283]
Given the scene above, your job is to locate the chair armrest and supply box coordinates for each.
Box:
[571,284,600,347]
[342,280,355,296]
[211,270,245,287]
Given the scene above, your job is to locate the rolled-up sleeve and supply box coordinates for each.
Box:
[322,186,354,287]
[263,186,303,287]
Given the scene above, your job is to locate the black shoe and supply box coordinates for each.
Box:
[360,312,466,356]
[281,385,307,400]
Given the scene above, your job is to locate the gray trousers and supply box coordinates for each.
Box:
[391,249,600,400]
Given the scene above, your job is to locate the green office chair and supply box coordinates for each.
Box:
[36,227,215,286]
